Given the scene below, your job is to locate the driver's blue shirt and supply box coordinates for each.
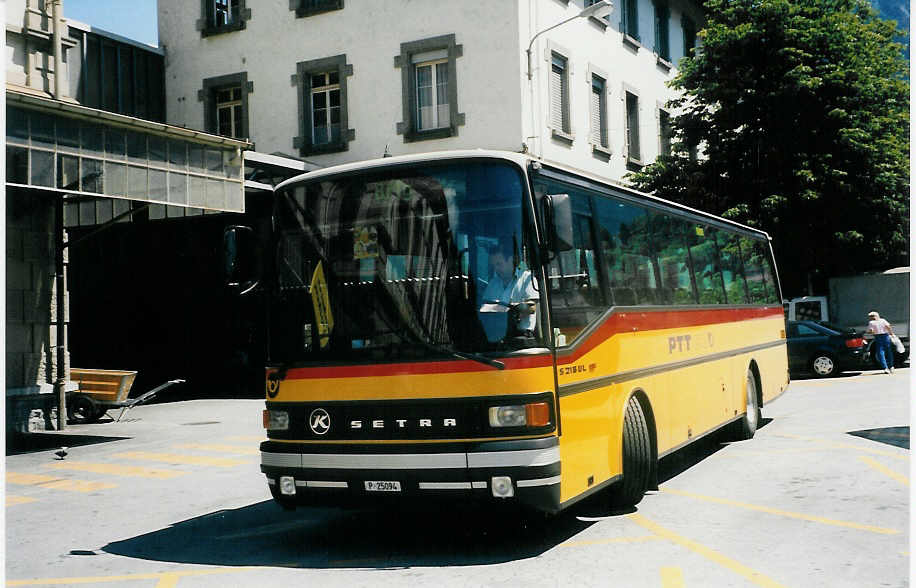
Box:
[481,270,538,334]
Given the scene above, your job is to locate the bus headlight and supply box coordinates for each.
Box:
[488,402,551,427]
[263,409,289,431]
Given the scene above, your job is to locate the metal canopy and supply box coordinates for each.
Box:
[5,90,252,218]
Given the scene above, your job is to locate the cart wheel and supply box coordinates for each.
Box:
[68,394,100,424]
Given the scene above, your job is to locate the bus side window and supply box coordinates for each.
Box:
[687,225,727,305]
[595,198,659,306]
[739,237,773,304]
[647,210,693,305]
[718,231,749,304]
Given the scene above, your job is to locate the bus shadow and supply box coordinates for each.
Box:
[101,500,595,568]
[655,418,774,484]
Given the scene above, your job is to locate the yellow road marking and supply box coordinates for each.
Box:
[35,479,117,493]
[860,456,909,486]
[8,472,66,486]
[6,495,38,506]
[46,461,185,480]
[173,443,260,455]
[7,568,248,586]
[770,434,909,459]
[224,435,264,442]
[662,488,899,535]
[559,535,662,548]
[154,573,180,588]
[661,567,686,588]
[112,452,249,467]
[7,472,116,493]
[727,445,909,460]
[628,514,788,588]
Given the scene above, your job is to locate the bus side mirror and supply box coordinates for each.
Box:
[223,225,258,295]
[544,193,574,253]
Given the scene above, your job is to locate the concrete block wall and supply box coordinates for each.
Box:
[6,189,69,432]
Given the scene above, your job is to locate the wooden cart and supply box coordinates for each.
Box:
[68,369,184,423]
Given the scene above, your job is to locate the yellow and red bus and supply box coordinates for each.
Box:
[229,150,789,513]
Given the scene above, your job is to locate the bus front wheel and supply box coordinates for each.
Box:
[608,396,652,509]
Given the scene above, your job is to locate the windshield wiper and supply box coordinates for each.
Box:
[439,346,505,371]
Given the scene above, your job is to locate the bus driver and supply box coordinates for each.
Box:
[480,236,538,339]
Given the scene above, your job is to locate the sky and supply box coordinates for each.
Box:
[64,0,159,47]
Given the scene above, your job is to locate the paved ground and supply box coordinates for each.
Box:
[4,368,911,587]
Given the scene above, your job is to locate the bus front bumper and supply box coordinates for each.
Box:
[260,436,561,513]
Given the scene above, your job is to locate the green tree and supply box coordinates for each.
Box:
[628,0,909,296]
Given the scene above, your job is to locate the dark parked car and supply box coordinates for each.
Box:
[786,320,868,377]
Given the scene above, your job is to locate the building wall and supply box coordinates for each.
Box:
[66,22,166,121]
[159,0,526,164]
[5,0,76,97]
[6,189,69,432]
[519,0,701,181]
[159,0,702,184]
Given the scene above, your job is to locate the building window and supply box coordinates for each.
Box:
[294,55,354,155]
[659,108,672,157]
[311,72,341,145]
[589,73,609,151]
[621,0,639,41]
[416,58,450,131]
[292,0,343,18]
[199,0,249,36]
[683,17,697,56]
[625,91,641,164]
[216,86,243,138]
[549,51,572,141]
[395,34,465,142]
[654,1,670,62]
[200,72,251,139]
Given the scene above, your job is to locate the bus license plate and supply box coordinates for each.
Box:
[364,481,401,492]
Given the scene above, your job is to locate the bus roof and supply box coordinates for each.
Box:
[274,149,772,241]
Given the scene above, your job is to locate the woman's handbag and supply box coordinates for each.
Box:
[890,334,905,354]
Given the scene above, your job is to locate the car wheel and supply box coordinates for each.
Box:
[608,396,652,509]
[811,354,837,377]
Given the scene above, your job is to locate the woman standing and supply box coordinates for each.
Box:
[866,311,896,374]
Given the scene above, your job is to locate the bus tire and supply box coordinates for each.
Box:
[734,368,760,440]
[609,396,652,508]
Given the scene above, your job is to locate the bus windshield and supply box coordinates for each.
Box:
[269,160,545,366]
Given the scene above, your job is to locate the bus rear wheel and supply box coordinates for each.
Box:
[733,368,760,440]
[608,396,652,509]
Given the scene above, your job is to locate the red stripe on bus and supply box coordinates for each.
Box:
[276,306,783,380]
[559,306,783,364]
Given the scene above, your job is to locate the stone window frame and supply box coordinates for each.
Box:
[394,34,465,143]
[290,0,344,19]
[546,40,574,145]
[292,54,355,156]
[199,72,252,140]
[620,0,641,48]
[653,0,672,65]
[586,63,612,159]
[622,83,643,167]
[197,0,251,37]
